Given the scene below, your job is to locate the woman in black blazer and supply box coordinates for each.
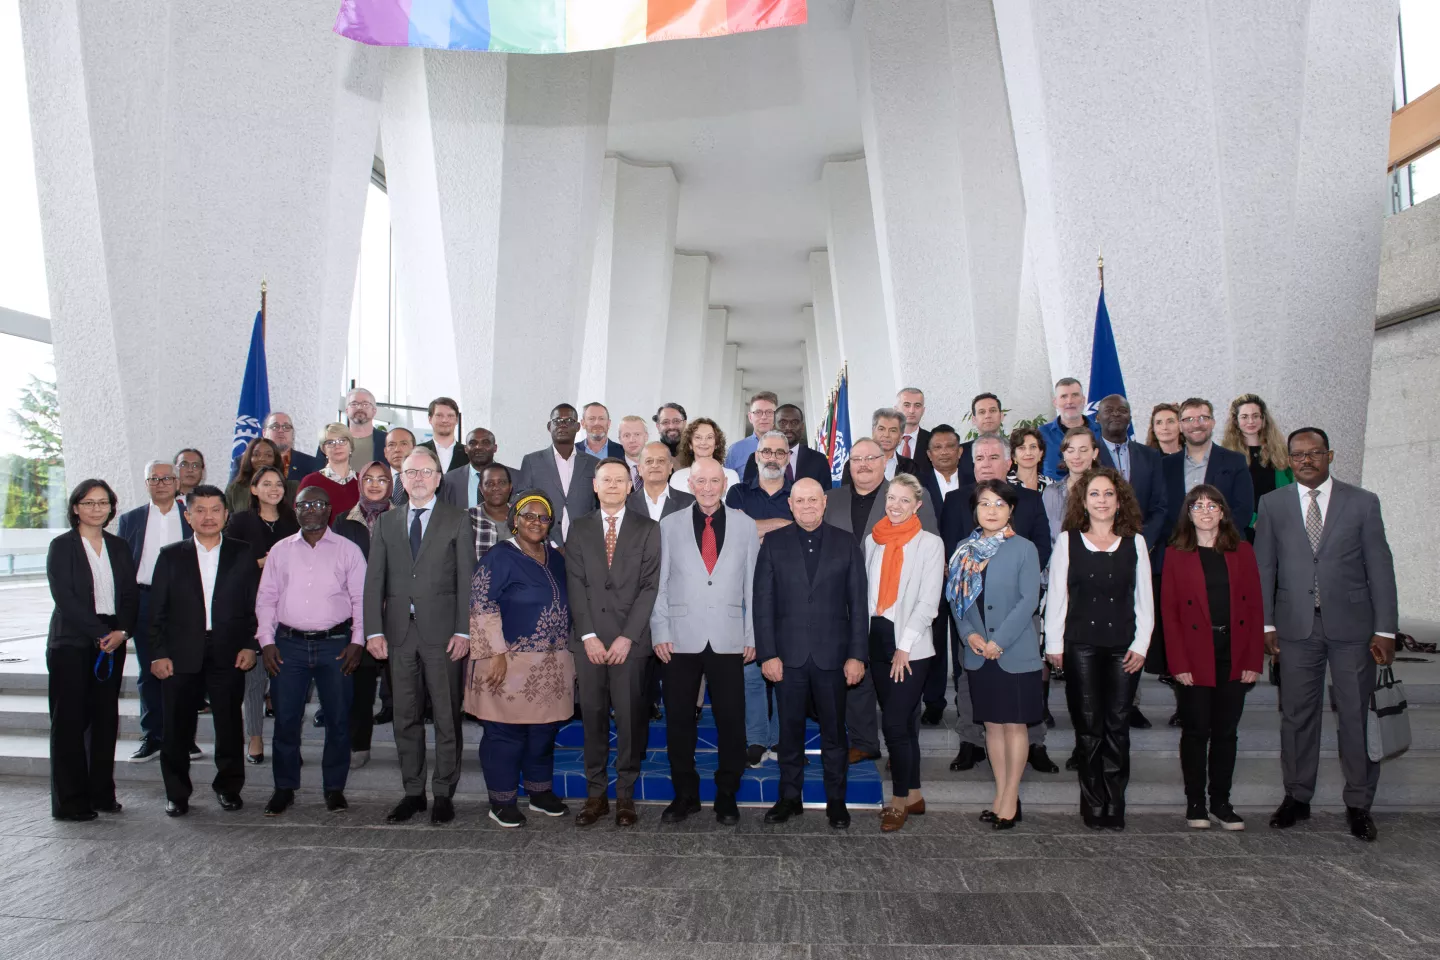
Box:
[47,479,138,820]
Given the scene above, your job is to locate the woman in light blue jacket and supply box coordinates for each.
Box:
[947,478,1042,830]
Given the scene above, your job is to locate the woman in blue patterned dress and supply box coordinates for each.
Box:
[465,490,577,827]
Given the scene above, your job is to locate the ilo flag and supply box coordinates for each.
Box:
[1086,286,1132,437]
[231,310,270,459]
[824,368,852,488]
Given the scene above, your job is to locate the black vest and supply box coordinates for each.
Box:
[1064,529,1138,648]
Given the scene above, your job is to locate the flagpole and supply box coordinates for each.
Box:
[1097,250,1104,289]
[260,279,268,342]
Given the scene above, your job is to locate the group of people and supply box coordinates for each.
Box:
[45,379,1398,840]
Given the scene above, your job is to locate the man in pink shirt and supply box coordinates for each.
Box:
[254,486,366,816]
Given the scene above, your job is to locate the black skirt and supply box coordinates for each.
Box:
[968,658,1044,726]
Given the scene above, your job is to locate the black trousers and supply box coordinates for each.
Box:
[349,648,388,751]
[1174,668,1249,806]
[160,648,246,802]
[1064,642,1141,819]
[777,659,848,801]
[47,643,125,817]
[873,656,932,796]
[664,644,745,800]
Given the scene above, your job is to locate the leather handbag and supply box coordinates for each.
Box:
[1366,665,1410,762]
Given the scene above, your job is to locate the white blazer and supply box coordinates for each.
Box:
[862,529,945,660]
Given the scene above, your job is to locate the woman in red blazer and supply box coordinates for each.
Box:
[1161,483,1264,832]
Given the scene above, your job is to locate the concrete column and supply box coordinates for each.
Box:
[661,254,712,423]
[698,307,728,421]
[808,252,844,390]
[801,306,824,421]
[21,0,384,502]
[718,343,741,441]
[822,158,898,435]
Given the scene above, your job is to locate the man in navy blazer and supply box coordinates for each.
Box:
[754,478,868,829]
[1161,397,1255,546]
[741,404,831,488]
[227,411,318,483]
[1094,395,1167,567]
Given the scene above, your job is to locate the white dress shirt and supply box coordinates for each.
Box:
[196,536,223,631]
[1043,531,1155,657]
[84,537,116,617]
[933,468,962,499]
[137,501,184,585]
[884,453,900,481]
[554,446,577,537]
[641,485,670,521]
[433,438,458,470]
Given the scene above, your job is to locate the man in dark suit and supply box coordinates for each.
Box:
[438,427,513,510]
[755,478,869,828]
[1161,397,1254,545]
[841,409,919,486]
[896,387,931,465]
[566,458,662,828]
[383,427,415,507]
[228,411,319,483]
[741,404,830,487]
[146,485,259,816]
[418,397,467,474]
[956,393,1005,481]
[937,433,1057,773]
[1257,427,1397,842]
[628,441,695,521]
[516,404,598,543]
[578,402,626,460]
[1094,395,1167,564]
[916,425,966,537]
[824,438,938,764]
[117,459,193,762]
[364,447,476,825]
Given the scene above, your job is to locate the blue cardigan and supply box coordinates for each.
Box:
[954,534,1043,674]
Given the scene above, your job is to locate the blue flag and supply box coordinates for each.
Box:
[231,310,270,459]
[1085,286,1132,436]
[827,368,852,488]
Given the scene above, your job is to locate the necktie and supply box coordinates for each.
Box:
[605,515,618,567]
[631,465,641,492]
[901,435,912,459]
[391,486,407,506]
[1306,490,1323,607]
[785,463,794,484]
[701,515,718,574]
[410,507,427,560]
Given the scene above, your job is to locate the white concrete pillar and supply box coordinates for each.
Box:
[718,343,741,441]
[822,157,898,436]
[21,0,384,502]
[808,252,844,391]
[698,307,728,421]
[801,306,824,422]
[660,253,711,423]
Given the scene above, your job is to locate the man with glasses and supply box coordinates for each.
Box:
[653,402,687,458]
[173,449,206,504]
[741,404,830,487]
[516,403,598,543]
[723,391,779,473]
[227,411,318,483]
[118,461,194,762]
[1161,397,1254,547]
[325,387,387,468]
[363,447,476,825]
[383,427,416,506]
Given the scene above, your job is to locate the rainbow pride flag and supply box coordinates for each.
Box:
[334,0,807,53]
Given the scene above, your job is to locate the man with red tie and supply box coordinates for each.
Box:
[897,387,931,464]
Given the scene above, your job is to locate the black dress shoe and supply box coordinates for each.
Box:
[94,800,123,814]
[1168,712,1182,727]
[1065,748,1082,772]
[826,800,850,829]
[431,796,455,824]
[661,797,702,823]
[54,810,98,822]
[919,704,945,726]
[325,791,348,812]
[1027,744,1059,773]
[215,791,243,812]
[246,751,264,765]
[948,741,986,771]
[1081,812,1104,830]
[312,711,326,728]
[1347,806,1378,842]
[1106,810,1126,831]
[764,797,803,824]
[386,794,428,822]
[714,793,740,825]
[1268,795,1311,829]
[1129,708,1152,729]
[373,706,393,725]
[165,800,188,818]
[1043,708,1056,728]
[264,789,294,816]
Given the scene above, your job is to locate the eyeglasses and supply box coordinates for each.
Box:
[516,512,553,525]
[1289,450,1328,462]
[1179,415,1214,425]
[346,400,376,409]
[550,417,578,427]
[77,499,111,509]
[851,454,884,464]
[1189,502,1221,513]
[266,423,295,433]
[757,449,790,460]
[295,500,330,511]
[402,468,437,479]
[976,499,1010,509]
[322,439,350,448]
[176,460,203,469]
[145,476,177,486]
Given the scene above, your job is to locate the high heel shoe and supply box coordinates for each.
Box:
[979,810,997,823]
[246,752,264,765]
[992,798,1022,830]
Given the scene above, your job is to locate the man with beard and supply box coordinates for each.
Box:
[653,403,687,458]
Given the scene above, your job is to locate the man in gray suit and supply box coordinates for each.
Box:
[651,458,760,825]
[627,441,694,521]
[363,447,477,825]
[824,438,938,764]
[567,458,662,828]
[515,403,598,542]
[1255,427,1397,842]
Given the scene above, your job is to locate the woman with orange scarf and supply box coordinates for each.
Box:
[863,473,945,833]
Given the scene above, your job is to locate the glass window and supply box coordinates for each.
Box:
[345,180,395,412]
[0,333,65,574]
[1393,2,1440,211]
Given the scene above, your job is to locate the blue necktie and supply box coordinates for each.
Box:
[410,507,427,560]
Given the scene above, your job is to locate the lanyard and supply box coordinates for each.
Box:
[93,649,114,682]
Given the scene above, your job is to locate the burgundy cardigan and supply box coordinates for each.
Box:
[298,471,360,527]
[1160,541,1264,686]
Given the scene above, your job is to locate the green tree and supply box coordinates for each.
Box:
[3,371,63,529]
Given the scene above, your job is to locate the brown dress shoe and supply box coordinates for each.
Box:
[575,797,610,826]
[880,805,909,833]
[615,799,638,827]
[906,798,926,816]
[848,748,880,765]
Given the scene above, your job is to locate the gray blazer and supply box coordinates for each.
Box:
[437,461,514,510]
[956,535,1043,674]
[650,505,760,655]
[565,509,662,654]
[515,447,597,541]
[363,499,476,645]
[823,479,939,539]
[1254,479,1397,642]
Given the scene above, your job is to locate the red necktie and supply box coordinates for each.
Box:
[701,515,718,574]
[901,435,912,459]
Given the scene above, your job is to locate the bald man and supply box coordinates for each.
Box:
[753,478,869,829]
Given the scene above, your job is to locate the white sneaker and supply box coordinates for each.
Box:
[351,750,370,769]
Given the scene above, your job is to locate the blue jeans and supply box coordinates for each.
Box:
[271,632,353,792]
[134,588,164,742]
[479,720,561,807]
[743,660,779,749]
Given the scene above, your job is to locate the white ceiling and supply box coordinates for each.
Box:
[607,0,863,403]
